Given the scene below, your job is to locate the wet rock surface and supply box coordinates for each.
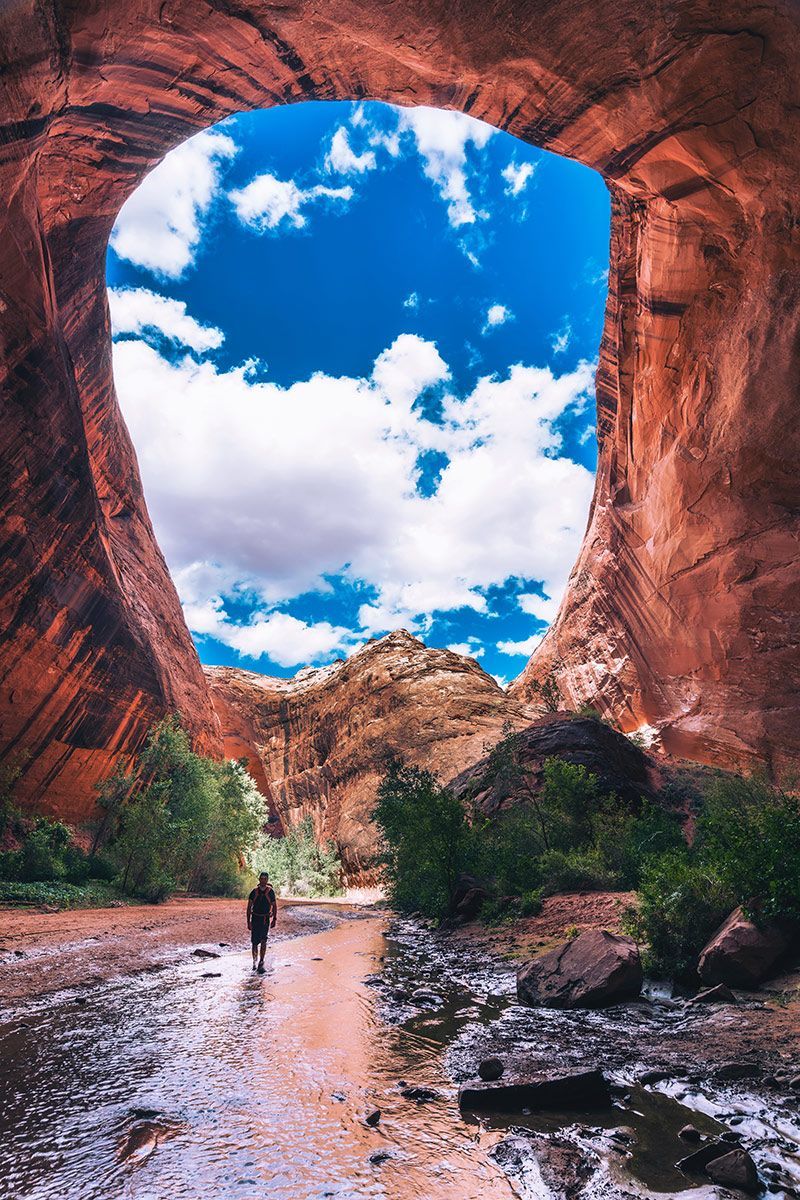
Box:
[373,915,800,1197]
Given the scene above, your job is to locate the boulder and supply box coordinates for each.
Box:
[698,907,790,988]
[705,1148,760,1194]
[478,1058,505,1082]
[459,1068,611,1113]
[517,929,643,1009]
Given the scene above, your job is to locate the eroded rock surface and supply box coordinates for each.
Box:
[206,631,531,879]
[450,713,654,814]
[1,0,799,820]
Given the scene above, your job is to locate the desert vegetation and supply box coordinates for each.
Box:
[374,729,800,981]
[0,717,341,906]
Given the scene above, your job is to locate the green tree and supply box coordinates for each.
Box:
[374,758,474,919]
[258,816,343,897]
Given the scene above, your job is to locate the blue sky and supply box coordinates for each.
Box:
[106,101,609,684]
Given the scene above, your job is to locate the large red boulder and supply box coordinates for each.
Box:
[517,929,643,1008]
[698,907,790,988]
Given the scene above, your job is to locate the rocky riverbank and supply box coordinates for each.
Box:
[373,895,800,1197]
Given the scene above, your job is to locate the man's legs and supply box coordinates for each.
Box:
[251,940,259,970]
[257,937,268,972]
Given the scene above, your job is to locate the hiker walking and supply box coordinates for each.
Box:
[247,871,277,974]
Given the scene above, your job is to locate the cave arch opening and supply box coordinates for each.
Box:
[105,100,610,690]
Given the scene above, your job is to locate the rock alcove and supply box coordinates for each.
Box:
[1,0,799,823]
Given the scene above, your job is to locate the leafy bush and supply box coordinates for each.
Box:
[257,816,343,898]
[695,774,800,922]
[623,851,733,979]
[0,879,127,909]
[374,759,475,919]
[538,846,617,895]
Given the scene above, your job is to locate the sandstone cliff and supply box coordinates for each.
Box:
[1,0,798,819]
[206,632,532,880]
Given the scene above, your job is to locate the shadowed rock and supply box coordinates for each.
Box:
[517,929,643,1008]
[459,1068,611,1112]
[698,907,791,988]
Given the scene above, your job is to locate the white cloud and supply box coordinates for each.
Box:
[483,303,513,333]
[325,126,377,175]
[185,602,355,668]
[110,129,237,278]
[552,320,572,354]
[502,160,536,196]
[113,333,594,662]
[447,640,485,658]
[108,287,224,354]
[403,291,420,310]
[492,674,509,689]
[579,423,596,446]
[497,632,545,657]
[396,107,495,228]
[518,592,559,624]
[229,173,353,231]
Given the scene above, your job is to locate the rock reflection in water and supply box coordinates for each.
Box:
[0,915,513,1200]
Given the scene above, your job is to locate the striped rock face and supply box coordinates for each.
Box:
[1,0,799,824]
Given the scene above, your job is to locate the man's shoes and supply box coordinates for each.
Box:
[252,962,258,972]
[257,963,266,975]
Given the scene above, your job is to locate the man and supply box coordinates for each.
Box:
[247,871,277,974]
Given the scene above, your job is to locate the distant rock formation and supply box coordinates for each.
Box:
[206,632,531,880]
[1,0,798,820]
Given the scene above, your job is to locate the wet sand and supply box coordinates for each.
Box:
[0,897,347,1006]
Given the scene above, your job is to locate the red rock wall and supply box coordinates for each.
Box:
[1,0,798,820]
[205,632,532,880]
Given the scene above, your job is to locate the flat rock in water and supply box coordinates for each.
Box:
[517,930,642,1008]
[459,1068,611,1113]
[191,948,220,959]
[677,1140,730,1174]
[690,983,737,1004]
[400,1086,439,1103]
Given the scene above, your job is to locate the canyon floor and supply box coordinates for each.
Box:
[0,897,798,1198]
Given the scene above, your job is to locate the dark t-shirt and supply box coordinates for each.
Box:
[249,886,275,917]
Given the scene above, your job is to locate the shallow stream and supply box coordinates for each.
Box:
[0,908,798,1199]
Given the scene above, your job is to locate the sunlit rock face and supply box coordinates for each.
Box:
[206,632,531,880]
[1,0,798,821]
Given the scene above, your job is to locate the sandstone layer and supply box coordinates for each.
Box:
[206,631,531,879]
[1,0,799,819]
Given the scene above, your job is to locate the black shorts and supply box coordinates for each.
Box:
[250,916,270,946]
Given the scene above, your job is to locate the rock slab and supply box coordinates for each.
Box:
[517,930,643,1009]
[459,1068,611,1112]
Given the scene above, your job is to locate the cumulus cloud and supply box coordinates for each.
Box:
[518,592,560,624]
[108,287,224,353]
[113,329,594,661]
[447,639,485,658]
[325,126,377,175]
[483,303,513,333]
[110,129,237,278]
[497,632,545,658]
[403,291,420,310]
[396,107,495,227]
[501,160,536,196]
[229,173,353,231]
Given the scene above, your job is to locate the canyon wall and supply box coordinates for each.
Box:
[206,631,531,879]
[1,0,799,821]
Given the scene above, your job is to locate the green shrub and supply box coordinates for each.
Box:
[520,888,544,917]
[695,774,800,922]
[538,846,617,895]
[255,816,343,898]
[16,819,72,882]
[622,851,733,979]
[374,759,475,920]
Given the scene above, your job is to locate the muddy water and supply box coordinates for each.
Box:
[0,913,513,1200]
